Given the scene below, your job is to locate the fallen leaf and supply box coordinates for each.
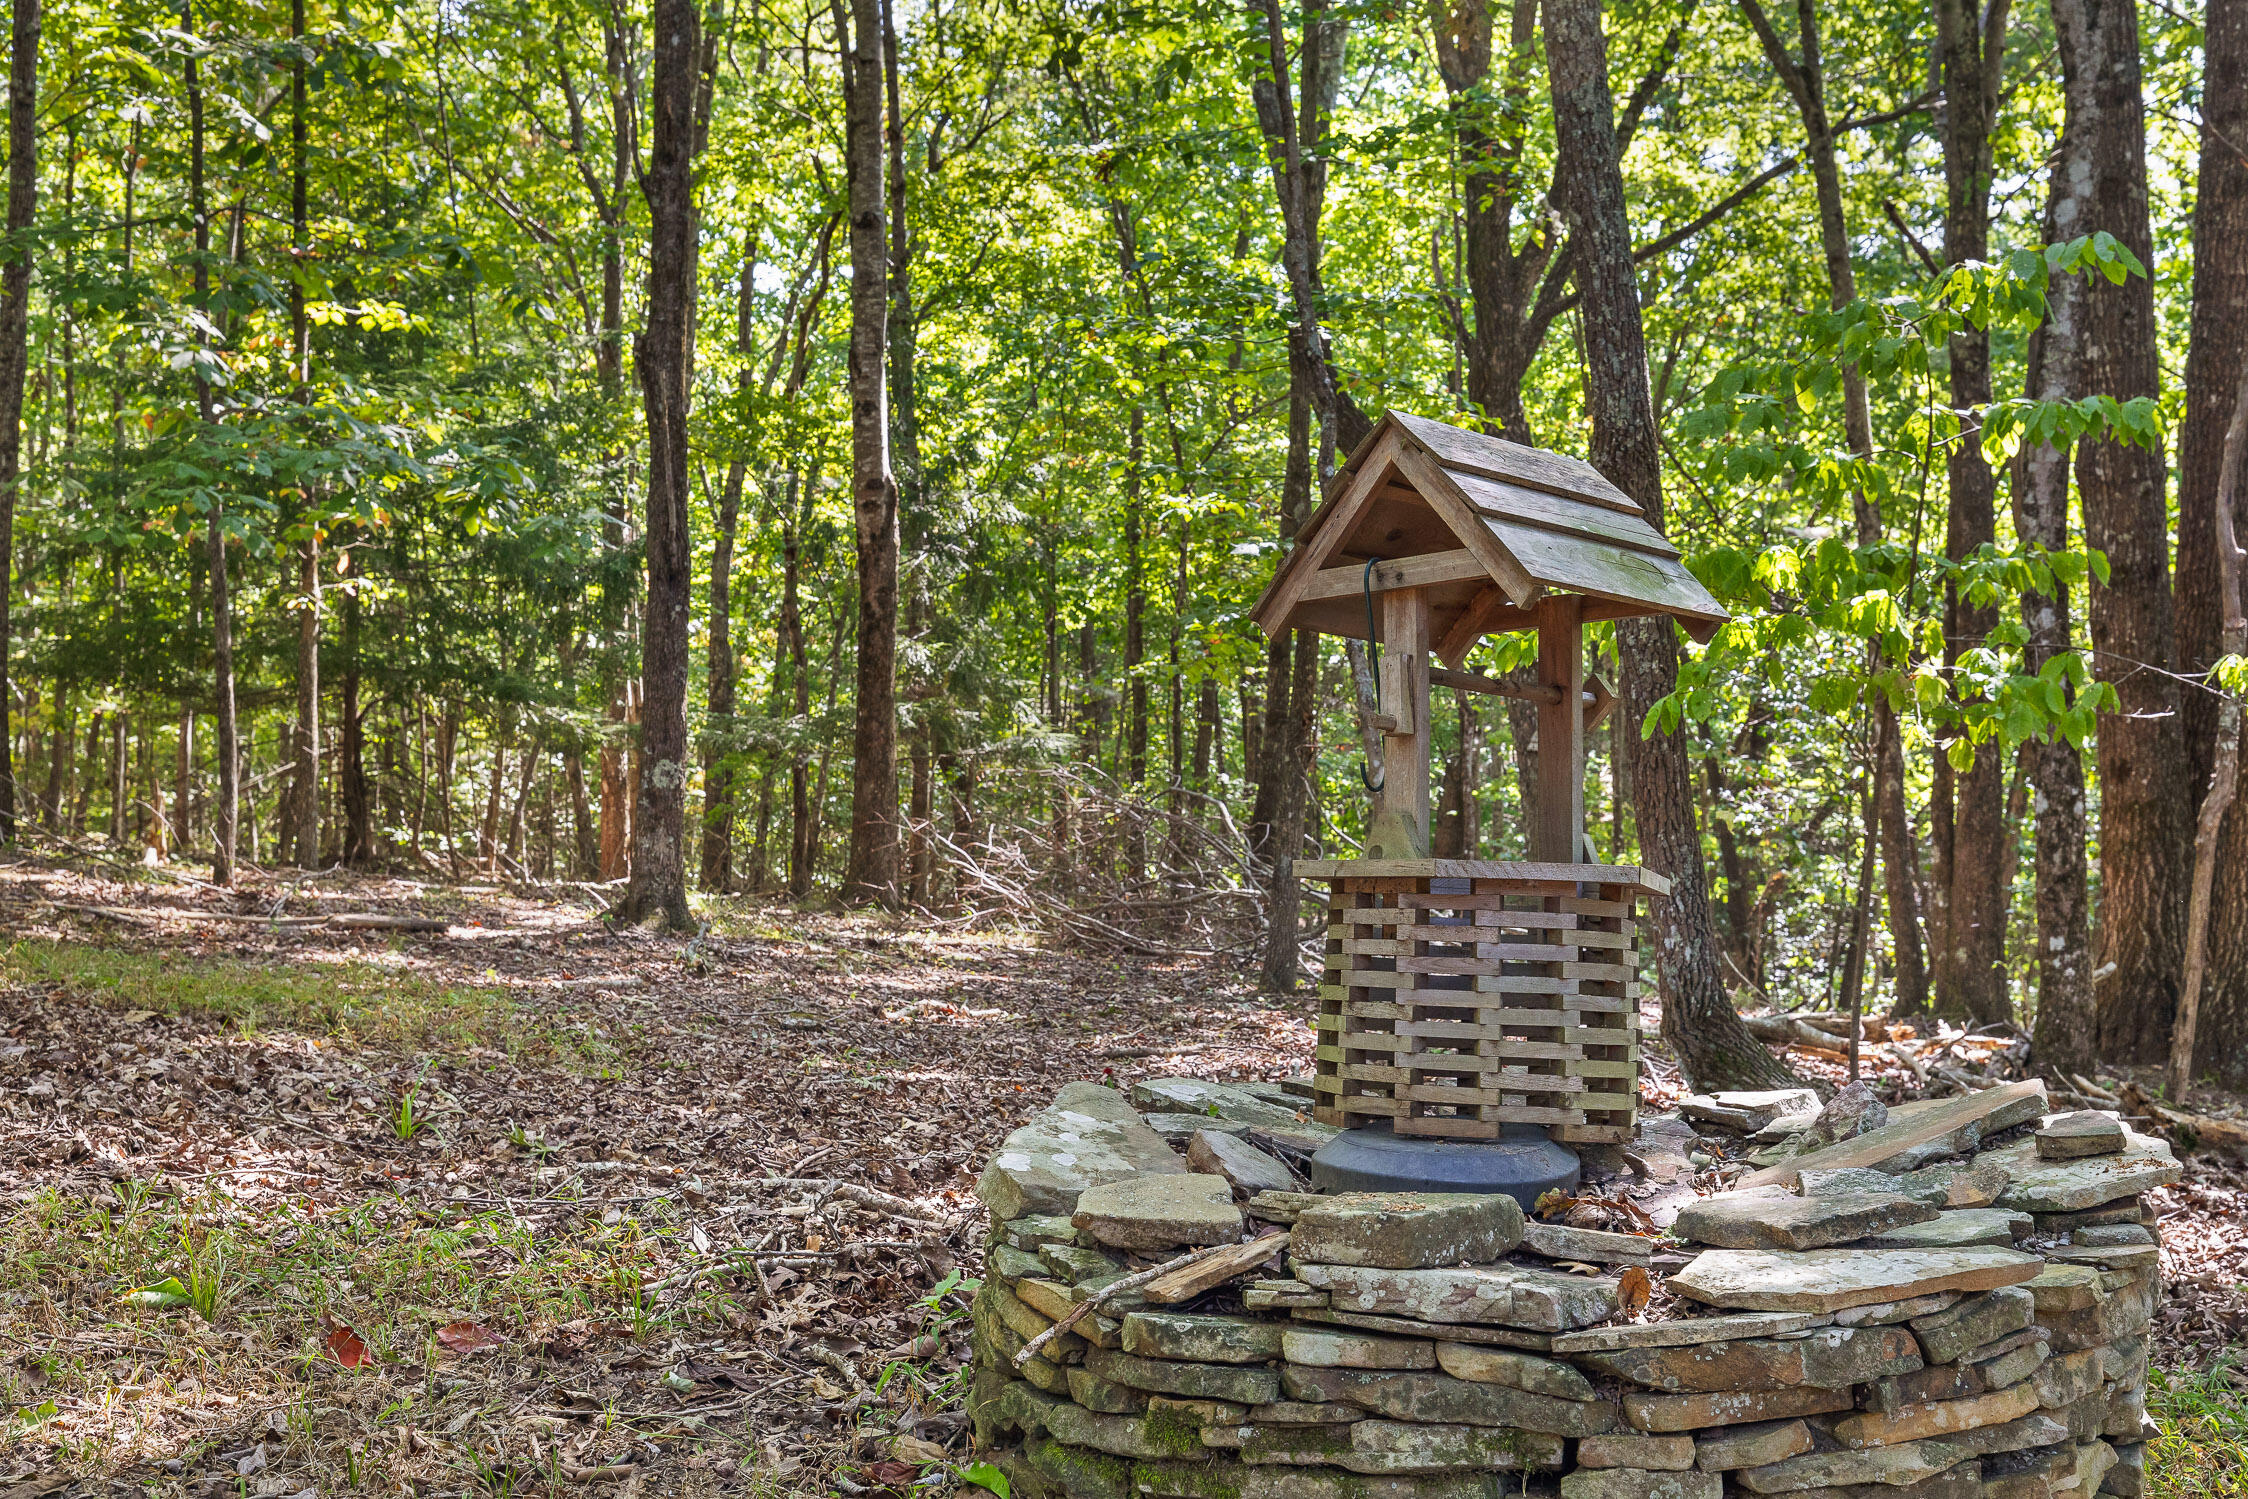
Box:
[436,1320,503,1354]
[862,1460,919,1491]
[1617,1265,1653,1315]
[805,1232,826,1252]
[893,1434,948,1464]
[123,1277,193,1309]
[328,1325,375,1367]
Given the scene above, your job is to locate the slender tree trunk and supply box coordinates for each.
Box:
[2176,0,2248,1084]
[184,0,238,883]
[613,0,702,930]
[339,577,372,863]
[1547,0,1796,1090]
[1932,0,2012,1025]
[782,475,814,896]
[566,751,595,876]
[42,684,67,827]
[1193,678,1219,786]
[1124,407,1148,786]
[836,0,901,905]
[0,0,32,839]
[2015,58,2100,1070]
[2053,0,2184,1061]
[700,251,755,894]
[291,536,320,867]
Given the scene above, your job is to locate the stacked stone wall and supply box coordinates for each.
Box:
[965,1080,2174,1499]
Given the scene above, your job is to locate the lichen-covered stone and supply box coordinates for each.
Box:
[1045,1243,1127,1282]
[2035,1112,2126,1161]
[2027,1264,2107,1315]
[1123,1311,1285,1364]
[1984,1131,2181,1214]
[1344,1421,1568,1474]
[1242,1281,1326,1311]
[1832,1292,1960,1327]
[1858,1209,2031,1250]
[1674,1191,1938,1252]
[1085,1346,1282,1406]
[1552,1312,1824,1353]
[1912,1287,2035,1365]
[1620,1385,1854,1434]
[1692,1419,1813,1471]
[1072,1365,1154,1413]
[1188,1130,1296,1197]
[1143,1114,1255,1146]
[1130,1455,1247,1499]
[1294,1260,1618,1330]
[1291,1193,1526,1269]
[1578,1434,1697,1471]
[1560,1468,1722,1499]
[1149,1395,1250,1427]
[1074,1174,1244,1251]
[2034,1349,2103,1410]
[1831,1380,2041,1448]
[1282,1327,1437,1370]
[991,1244,1053,1283]
[2074,1224,2154,1247]
[1573,1326,1921,1393]
[1280,1364,1618,1436]
[1732,1442,1972,1495]
[1026,1433,1134,1499]
[1236,1471,1504,1499]
[1248,1400,1366,1425]
[2101,1442,2144,1498]
[1670,1246,2043,1313]
[1003,1214,1082,1251]
[1432,1342,1596,1401]
[1132,1077,1309,1128]
[1870,1329,2046,1411]
[979,1082,1189,1221]
[1520,1222,1655,1265]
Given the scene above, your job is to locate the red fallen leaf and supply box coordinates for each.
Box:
[862,1461,919,1493]
[327,1325,374,1368]
[436,1320,502,1354]
[1617,1265,1653,1315]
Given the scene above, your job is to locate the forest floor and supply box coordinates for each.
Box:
[0,852,2241,1499]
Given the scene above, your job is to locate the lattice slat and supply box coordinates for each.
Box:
[1309,860,1656,1146]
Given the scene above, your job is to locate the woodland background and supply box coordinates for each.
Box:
[0,0,2242,1090]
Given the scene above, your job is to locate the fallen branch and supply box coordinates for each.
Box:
[2117,1082,2248,1156]
[1014,1238,1273,1369]
[745,1178,947,1224]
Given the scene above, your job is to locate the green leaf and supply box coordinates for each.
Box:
[1946,737,1977,773]
[961,1461,1013,1498]
[123,1276,194,1309]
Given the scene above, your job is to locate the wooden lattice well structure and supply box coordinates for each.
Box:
[1249,412,1729,1149]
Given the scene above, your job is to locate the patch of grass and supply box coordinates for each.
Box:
[2151,1357,2248,1499]
[4,940,622,1068]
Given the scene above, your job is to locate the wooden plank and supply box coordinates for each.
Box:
[1429,664,1565,705]
[1446,468,1678,553]
[1250,430,1404,637]
[1142,1233,1294,1304]
[1298,549,1491,603]
[1297,858,1672,894]
[1389,438,1542,605]
[1389,410,1643,514]
[1370,585,1431,859]
[1436,585,1520,667]
[1483,512,1729,628]
[1738,1079,2050,1190]
[1534,594,1586,863]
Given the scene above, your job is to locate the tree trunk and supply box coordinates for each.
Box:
[291,535,320,867]
[2055,0,2183,1062]
[612,0,702,931]
[2014,54,2102,1070]
[566,750,595,876]
[835,0,901,905]
[185,0,238,883]
[1931,0,2012,1025]
[340,579,372,863]
[782,473,814,896]
[42,684,67,827]
[1546,0,1797,1091]
[0,0,32,840]
[2175,0,2248,1085]
[699,249,755,895]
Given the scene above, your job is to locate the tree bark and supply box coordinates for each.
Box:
[838,0,901,905]
[2049,0,2182,1062]
[0,0,31,841]
[2175,0,2248,1084]
[1546,0,1798,1091]
[700,250,755,894]
[291,536,320,867]
[2014,32,2102,1071]
[1932,0,2011,1024]
[611,0,702,930]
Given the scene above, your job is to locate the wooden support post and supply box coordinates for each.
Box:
[1367,587,1431,859]
[1531,594,1585,863]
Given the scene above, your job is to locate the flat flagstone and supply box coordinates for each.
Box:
[2034,1112,2127,1161]
[1344,1420,1568,1474]
[1668,1246,2044,1312]
[1621,1385,1854,1434]
[1693,1419,1814,1471]
[1521,1221,1655,1265]
[1142,1113,1253,1144]
[1434,1342,1596,1401]
[1674,1191,1938,1252]
[1289,1306,1554,1352]
[1983,1130,2181,1213]
[1731,1438,1972,1493]
[977,1081,1190,1220]
[1681,1090,1820,1133]
[1292,1192,1525,1269]
[1560,1470,1721,1499]
[1280,1365,1619,1436]
[1121,1310,1285,1364]
[1801,1168,1941,1204]
[1573,1326,1922,1394]
[2025,1264,2107,1314]
[1082,1346,1280,1406]
[1857,1209,2031,1250]
[1282,1327,1437,1370]
[1832,1292,1960,1327]
[1072,1173,1243,1250]
[1739,1081,2048,1191]
[1187,1129,1297,1196]
[1131,1077,1307,1128]
[1294,1260,1618,1331]
[1578,1434,1698,1471]
[1831,1380,2041,1448]
[1551,1311,1824,1354]
[1910,1287,2034,1365]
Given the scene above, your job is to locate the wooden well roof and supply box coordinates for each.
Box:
[1250,411,1729,663]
